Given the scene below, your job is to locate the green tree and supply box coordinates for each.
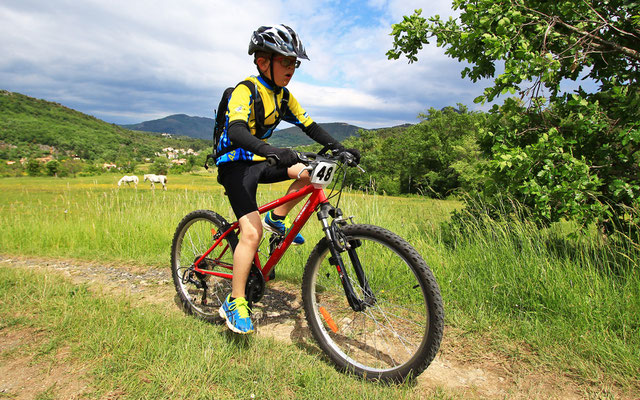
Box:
[344,107,485,197]
[401,105,486,197]
[186,155,197,170]
[116,155,138,174]
[45,159,60,177]
[60,158,83,178]
[25,159,41,176]
[150,157,170,175]
[389,2,640,235]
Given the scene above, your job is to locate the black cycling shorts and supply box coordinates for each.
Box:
[217,160,290,219]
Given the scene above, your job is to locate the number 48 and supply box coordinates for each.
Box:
[316,166,333,182]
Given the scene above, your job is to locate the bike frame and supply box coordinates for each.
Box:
[192,183,327,281]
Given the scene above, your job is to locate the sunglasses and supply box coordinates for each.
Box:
[275,57,301,69]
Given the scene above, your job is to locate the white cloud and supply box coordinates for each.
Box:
[0,0,486,127]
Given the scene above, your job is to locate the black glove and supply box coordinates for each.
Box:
[332,144,361,164]
[344,148,361,164]
[267,147,299,167]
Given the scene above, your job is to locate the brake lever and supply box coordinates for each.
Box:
[297,165,313,179]
[338,152,365,173]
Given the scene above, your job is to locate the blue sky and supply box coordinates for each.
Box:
[0,0,493,129]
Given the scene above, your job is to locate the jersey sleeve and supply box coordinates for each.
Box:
[227,84,254,125]
[282,91,314,129]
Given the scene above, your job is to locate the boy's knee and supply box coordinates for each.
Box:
[247,230,263,245]
[238,212,264,245]
[240,225,263,245]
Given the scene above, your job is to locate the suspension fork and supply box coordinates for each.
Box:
[317,204,375,312]
[344,238,376,306]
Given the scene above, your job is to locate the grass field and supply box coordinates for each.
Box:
[1,173,638,398]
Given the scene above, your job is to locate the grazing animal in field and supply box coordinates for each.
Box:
[144,174,167,190]
[117,175,139,188]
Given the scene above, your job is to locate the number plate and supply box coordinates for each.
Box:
[310,161,336,188]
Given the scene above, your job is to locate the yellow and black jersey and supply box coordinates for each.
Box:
[215,75,314,165]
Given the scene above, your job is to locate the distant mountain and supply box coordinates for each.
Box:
[122,114,215,140]
[124,114,364,147]
[269,122,363,147]
[0,91,208,161]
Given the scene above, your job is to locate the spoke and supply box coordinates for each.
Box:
[366,300,427,330]
[185,228,199,260]
[325,308,401,368]
[361,309,389,368]
[373,305,415,353]
[367,309,397,368]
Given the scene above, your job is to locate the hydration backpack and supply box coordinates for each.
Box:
[204,80,289,169]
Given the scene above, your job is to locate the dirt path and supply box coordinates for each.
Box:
[0,256,625,400]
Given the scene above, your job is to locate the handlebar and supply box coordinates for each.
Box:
[266,150,365,173]
[297,151,365,172]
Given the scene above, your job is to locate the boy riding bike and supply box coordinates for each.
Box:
[215,24,360,334]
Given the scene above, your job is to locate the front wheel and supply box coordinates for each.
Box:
[170,209,237,322]
[302,224,444,382]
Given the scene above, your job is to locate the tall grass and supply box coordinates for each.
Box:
[0,174,229,264]
[434,201,640,388]
[0,174,457,270]
[1,174,638,391]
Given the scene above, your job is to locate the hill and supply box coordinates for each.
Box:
[269,122,363,147]
[0,91,208,162]
[123,114,364,147]
[122,114,214,140]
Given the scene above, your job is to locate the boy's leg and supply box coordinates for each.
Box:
[231,211,263,299]
[264,163,311,246]
[219,211,262,334]
[272,163,311,217]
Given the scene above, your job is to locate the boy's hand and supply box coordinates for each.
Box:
[344,148,361,163]
[334,145,361,164]
[267,148,299,167]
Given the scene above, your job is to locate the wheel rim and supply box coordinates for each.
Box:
[309,235,430,374]
[173,217,233,316]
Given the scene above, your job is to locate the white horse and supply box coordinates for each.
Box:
[144,174,167,190]
[118,175,139,188]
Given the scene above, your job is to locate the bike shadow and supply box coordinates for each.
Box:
[173,284,326,358]
[173,289,419,385]
[255,285,328,358]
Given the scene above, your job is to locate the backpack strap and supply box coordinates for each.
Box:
[240,81,289,139]
[212,80,289,163]
[238,80,268,137]
[212,81,256,161]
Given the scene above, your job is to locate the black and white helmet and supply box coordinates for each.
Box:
[249,24,309,60]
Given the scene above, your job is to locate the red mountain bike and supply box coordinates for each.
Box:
[170,151,444,382]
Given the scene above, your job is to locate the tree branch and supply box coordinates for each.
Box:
[520,4,640,62]
[582,0,640,40]
[555,19,640,61]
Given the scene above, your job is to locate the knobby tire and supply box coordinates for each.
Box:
[301,224,444,382]
[170,209,237,322]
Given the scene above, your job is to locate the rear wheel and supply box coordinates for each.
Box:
[170,209,237,322]
[302,224,444,382]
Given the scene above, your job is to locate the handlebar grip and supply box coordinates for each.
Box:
[339,151,354,165]
[266,156,278,166]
